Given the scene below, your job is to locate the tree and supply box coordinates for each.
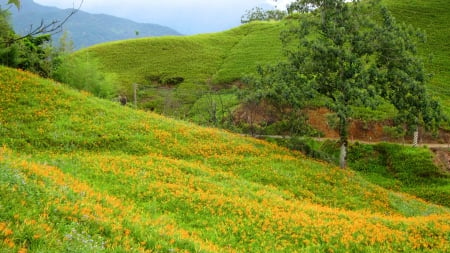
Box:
[6,0,20,9]
[251,0,442,168]
[52,53,119,99]
[241,7,287,24]
[1,0,83,44]
[0,1,82,77]
[0,6,15,64]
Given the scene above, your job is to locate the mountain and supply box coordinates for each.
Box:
[3,0,181,49]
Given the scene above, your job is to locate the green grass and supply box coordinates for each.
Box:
[77,21,284,118]
[272,137,450,208]
[383,0,450,117]
[1,66,449,252]
[79,21,284,87]
[79,0,450,125]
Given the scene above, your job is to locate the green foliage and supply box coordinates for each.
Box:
[351,102,398,122]
[383,0,450,118]
[248,0,442,167]
[0,7,16,65]
[189,91,239,127]
[52,54,119,99]
[7,0,20,9]
[348,142,450,206]
[0,7,54,77]
[242,62,314,111]
[16,35,53,77]
[0,66,450,252]
[266,111,322,136]
[272,137,337,163]
[375,143,440,180]
[76,22,284,122]
[2,35,54,77]
[349,143,441,181]
[241,7,287,24]
[274,137,449,207]
[74,0,450,130]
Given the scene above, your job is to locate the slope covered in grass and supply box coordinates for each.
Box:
[81,0,450,119]
[383,0,450,114]
[383,0,450,112]
[1,67,450,252]
[80,21,284,86]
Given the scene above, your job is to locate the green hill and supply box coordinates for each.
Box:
[77,21,284,119]
[1,66,450,251]
[79,21,284,86]
[383,0,450,116]
[79,0,450,121]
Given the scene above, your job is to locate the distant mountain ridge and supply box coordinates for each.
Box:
[2,0,181,49]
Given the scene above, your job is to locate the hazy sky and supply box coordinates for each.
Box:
[33,0,296,34]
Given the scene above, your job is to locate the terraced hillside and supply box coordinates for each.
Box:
[1,66,450,252]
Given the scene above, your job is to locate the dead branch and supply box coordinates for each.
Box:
[3,0,84,44]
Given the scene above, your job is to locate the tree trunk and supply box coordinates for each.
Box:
[413,127,419,147]
[338,115,348,169]
[339,141,347,169]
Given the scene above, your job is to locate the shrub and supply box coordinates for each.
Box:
[52,54,119,99]
[161,76,184,86]
[144,74,184,86]
[374,143,440,182]
[348,143,384,173]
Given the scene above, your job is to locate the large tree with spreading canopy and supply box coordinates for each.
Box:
[250,0,442,168]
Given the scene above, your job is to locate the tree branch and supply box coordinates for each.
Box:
[3,0,84,44]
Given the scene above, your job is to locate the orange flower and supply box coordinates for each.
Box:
[3,238,15,248]
[3,228,13,236]
[18,248,28,253]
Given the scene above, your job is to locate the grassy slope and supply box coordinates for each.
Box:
[383,0,450,116]
[80,0,450,119]
[80,21,284,86]
[1,67,450,252]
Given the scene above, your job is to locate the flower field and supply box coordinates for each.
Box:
[0,66,449,252]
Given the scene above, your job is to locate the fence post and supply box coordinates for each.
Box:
[413,128,419,147]
[133,83,138,108]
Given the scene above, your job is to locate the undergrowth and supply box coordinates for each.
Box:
[272,137,450,207]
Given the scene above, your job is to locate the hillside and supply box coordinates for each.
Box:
[1,67,450,252]
[77,21,285,119]
[79,0,450,123]
[383,0,450,116]
[80,21,284,86]
[4,0,181,49]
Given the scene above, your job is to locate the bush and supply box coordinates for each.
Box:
[348,143,387,174]
[161,76,184,86]
[375,143,440,182]
[273,137,337,163]
[52,54,119,99]
[144,74,184,86]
